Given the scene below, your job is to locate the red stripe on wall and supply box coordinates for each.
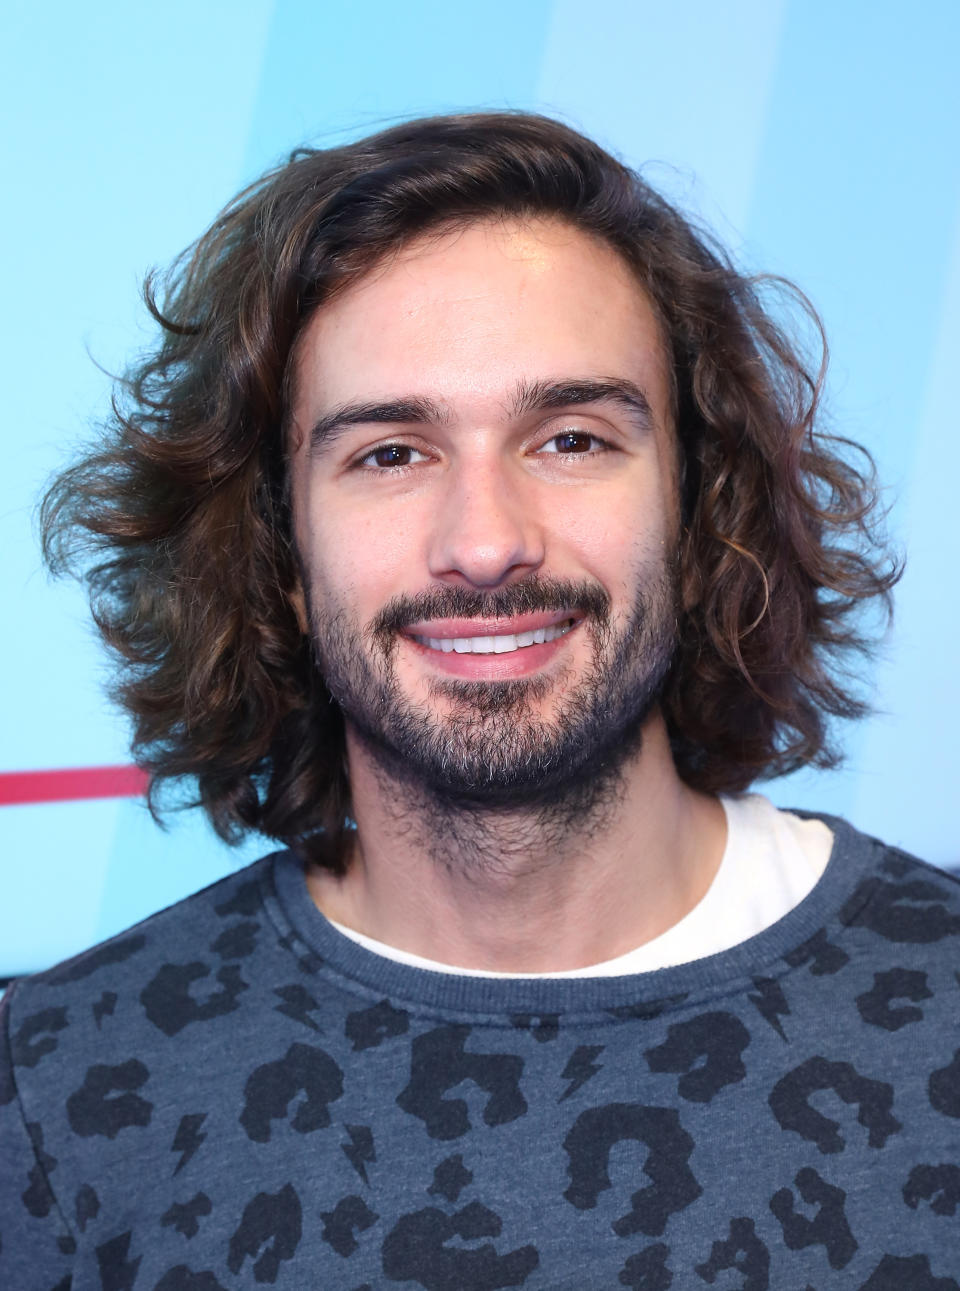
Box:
[0,765,148,806]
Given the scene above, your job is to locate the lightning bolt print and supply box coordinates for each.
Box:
[171,1113,207,1176]
[274,983,323,1032]
[559,1045,605,1101]
[748,977,791,1040]
[342,1124,376,1184]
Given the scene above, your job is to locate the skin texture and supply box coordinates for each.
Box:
[289,217,726,972]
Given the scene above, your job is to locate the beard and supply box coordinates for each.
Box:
[306,564,678,818]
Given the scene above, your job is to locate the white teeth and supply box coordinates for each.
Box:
[413,620,574,654]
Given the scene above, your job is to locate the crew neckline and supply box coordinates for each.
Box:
[263,812,879,1020]
[322,795,832,978]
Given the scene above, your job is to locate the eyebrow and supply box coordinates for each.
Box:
[512,377,654,428]
[309,396,449,453]
[307,376,654,453]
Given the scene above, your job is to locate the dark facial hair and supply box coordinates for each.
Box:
[307,569,678,819]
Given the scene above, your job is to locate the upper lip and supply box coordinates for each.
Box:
[401,609,581,639]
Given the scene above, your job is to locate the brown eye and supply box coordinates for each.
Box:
[554,431,593,453]
[372,444,412,468]
[361,443,429,469]
[535,428,611,459]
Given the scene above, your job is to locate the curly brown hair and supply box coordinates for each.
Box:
[41,111,899,871]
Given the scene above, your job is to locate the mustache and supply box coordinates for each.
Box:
[369,577,611,643]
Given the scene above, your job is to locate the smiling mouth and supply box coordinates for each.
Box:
[410,618,576,655]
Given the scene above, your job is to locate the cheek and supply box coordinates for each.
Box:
[304,488,427,612]
[556,489,669,580]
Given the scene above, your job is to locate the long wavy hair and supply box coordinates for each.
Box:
[42,112,899,870]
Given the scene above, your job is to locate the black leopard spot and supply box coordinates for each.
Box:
[214,880,262,918]
[161,1192,212,1239]
[840,876,960,943]
[929,1050,960,1118]
[345,999,410,1051]
[619,1243,673,1289]
[563,1103,701,1237]
[239,1042,343,1142]
[784,929,850,975]
[76,1183,100,1231]
[11,1007,69,1068]
[769,1166,857,1268]
[67,1060,152,1139]
[381,1201,538,1290]
[227,1184,302,1282]
[694,1216,769,1290]
[903,1163,960,1215]
[645,1012,750,1103]
[856,968,932,1030]
[769,1056,900,1152]
[210,921,260,960]
[320,1195,378,1257]
[858,1253,960,1290]
[429,1155,473,1203]
[140,962,248,1037]
[881,852,913,878]
[397,1026,526,1140]
[92,991,117,1028]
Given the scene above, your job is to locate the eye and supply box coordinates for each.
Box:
[537,429,609,455]
[359,443,429,469]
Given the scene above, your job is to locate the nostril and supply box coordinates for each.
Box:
[428,493,545,588]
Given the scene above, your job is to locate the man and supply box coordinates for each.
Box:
[2,113,958,1289]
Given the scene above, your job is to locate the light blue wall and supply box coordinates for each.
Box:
[2,1,958,975]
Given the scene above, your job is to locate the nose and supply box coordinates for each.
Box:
[427,456,545,588]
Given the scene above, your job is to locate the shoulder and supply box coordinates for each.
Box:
[772,816,960,1043]
[826,819,960,938]
[1,851,288,1080]
[784,811,960,958]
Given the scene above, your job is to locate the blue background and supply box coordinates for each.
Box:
[2,0,958,975]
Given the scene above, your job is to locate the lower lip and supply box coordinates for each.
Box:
[401,624,580,679]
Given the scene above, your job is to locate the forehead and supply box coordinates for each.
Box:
[292,216,671,427]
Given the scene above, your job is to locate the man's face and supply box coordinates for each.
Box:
[289,217,680,806]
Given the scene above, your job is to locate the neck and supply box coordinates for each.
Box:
[306,710,726,973]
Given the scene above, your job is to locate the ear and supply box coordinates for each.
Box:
[288,581,310,635]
